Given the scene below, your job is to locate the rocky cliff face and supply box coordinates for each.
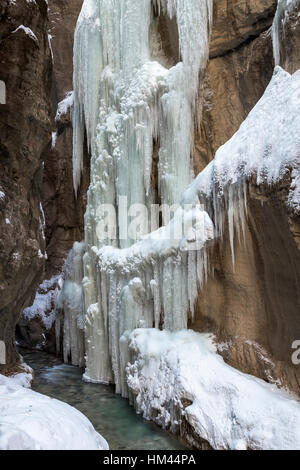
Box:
[0,0,52,366]
[43,0,88,280]
[192,0,300,395]
[17,0,89,352]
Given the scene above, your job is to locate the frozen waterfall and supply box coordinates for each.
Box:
[66,0,214,387]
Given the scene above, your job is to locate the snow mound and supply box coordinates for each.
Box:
[127,329,300,450]
[0,374,109,450]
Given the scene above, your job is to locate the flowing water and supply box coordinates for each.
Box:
[20,349,188,451]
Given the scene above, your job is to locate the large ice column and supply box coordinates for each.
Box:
[272,0,300,65]
[73,0,213,225]
[71,0,213,386]
[83,207,214,393]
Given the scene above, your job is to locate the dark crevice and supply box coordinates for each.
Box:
[149,3,181,69]
[210,26,272,60]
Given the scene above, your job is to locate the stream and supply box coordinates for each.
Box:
[20,349,188,451]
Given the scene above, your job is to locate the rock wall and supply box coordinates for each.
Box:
[192,0,300,395]
[17,0,88,352]
[43,0,88,280]
[210,0,277,57]
[0,0,52,366]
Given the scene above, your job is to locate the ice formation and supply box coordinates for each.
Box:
[56,242,85,367]
[69,0,214,386]
[272,0,300,65]
[83,207,214,391]
[0,372,108,450]
[127,329,300,450]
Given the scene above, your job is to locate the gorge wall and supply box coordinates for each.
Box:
[0,0,52,367]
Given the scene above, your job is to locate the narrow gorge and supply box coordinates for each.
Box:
[0,0,300,451]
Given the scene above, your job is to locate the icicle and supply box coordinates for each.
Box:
[272,0,300,66]
[56,242,86,367]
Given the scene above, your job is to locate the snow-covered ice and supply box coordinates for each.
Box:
[68,0,214,387]
[22,275,64,334]
[56,242,85,367]
[127,329,300,450]
[0,372,109,450]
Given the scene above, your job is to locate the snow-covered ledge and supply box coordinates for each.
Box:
[0,373,108,450]
[127,329,300,450]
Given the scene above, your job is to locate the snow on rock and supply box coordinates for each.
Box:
[51,131,57,149]
[12,25,38,43]
[182,67,300,264]
[127,329,300,450]
[0,373,109,450]
[22,275,64,334]
[55,91,74,122]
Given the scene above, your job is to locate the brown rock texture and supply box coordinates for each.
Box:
[16,0,89,351]
[43,0,87,279]
[193,177,300,394]
[210,0,277,57]
[195,29,274,173]
[0,0,52,366]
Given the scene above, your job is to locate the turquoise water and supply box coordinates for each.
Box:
[21,349,188,450]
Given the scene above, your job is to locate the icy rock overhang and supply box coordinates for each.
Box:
[127,329,300,450]
[182,66,300,264]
